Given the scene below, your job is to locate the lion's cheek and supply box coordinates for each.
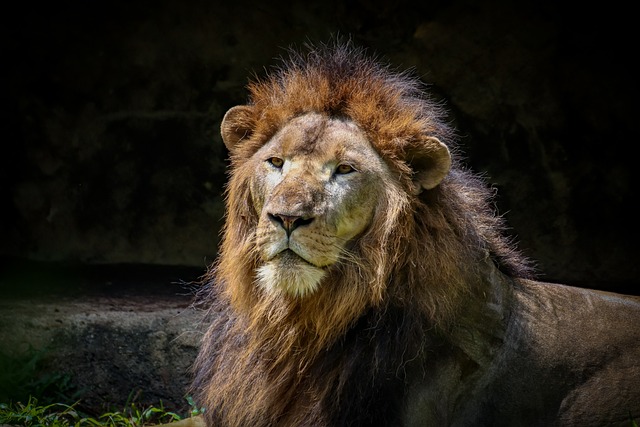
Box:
[289,232,340,267]
[331,190,376,241]
[248,164,280,215]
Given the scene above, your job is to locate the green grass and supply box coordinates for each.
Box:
[0,347,204,426]
[0,396,193,426]
[0,347,82,405]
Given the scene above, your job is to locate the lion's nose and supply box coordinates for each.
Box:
[268,213,314,236]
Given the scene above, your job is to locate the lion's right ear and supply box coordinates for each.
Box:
[220,105,256,151]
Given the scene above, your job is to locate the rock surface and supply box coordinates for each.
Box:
[0,263,206,414]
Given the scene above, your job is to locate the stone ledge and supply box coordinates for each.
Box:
[0,262,207,415]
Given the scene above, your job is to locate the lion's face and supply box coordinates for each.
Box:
[244,113,390,297]
[220,101,452,301]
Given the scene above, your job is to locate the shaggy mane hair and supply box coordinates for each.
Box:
[192,40,533,427]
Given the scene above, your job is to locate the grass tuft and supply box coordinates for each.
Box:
[0,396,190,427]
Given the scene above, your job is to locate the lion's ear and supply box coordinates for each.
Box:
[408,137,452,195]
[221,105,256,151]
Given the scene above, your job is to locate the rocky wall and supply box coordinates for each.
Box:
[3,0,638,292]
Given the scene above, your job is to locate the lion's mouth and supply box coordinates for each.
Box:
[276,249,318,268]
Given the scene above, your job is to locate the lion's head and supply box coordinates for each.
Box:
[222,108,450,299]
[193,40,533,426]
[209,41,528,329]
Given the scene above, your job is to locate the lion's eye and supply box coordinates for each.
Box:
[335,163,355,175]
[267,157,284,168]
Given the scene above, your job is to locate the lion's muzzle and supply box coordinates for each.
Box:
[267,213,314,237]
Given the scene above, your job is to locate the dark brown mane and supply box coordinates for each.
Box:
[191,40,533,427]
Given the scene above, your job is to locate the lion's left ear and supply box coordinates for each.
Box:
[408,137,452,195]
[220,105,256,151]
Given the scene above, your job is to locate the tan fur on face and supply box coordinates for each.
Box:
[192,40,532,427]
[250,113,390,298]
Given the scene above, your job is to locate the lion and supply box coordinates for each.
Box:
[190,41,640,426]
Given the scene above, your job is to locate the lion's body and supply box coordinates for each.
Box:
[192,41,640,426]
[405,273,640,426]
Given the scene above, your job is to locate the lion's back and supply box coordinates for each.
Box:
[498,280,640,426]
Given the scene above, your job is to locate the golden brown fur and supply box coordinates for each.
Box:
[191,41,538,426]
[190,39,640,426]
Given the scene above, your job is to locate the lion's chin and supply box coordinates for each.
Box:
[256,252,325,298]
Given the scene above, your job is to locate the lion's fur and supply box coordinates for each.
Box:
[191,41,540,426]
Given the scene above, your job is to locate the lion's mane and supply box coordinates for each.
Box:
[192,41,533,426]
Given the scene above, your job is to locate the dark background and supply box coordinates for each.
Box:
[2,0,638,295]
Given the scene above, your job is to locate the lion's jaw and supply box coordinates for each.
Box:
[249,113,388,298]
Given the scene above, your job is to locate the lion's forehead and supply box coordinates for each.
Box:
[263,113,381,166]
